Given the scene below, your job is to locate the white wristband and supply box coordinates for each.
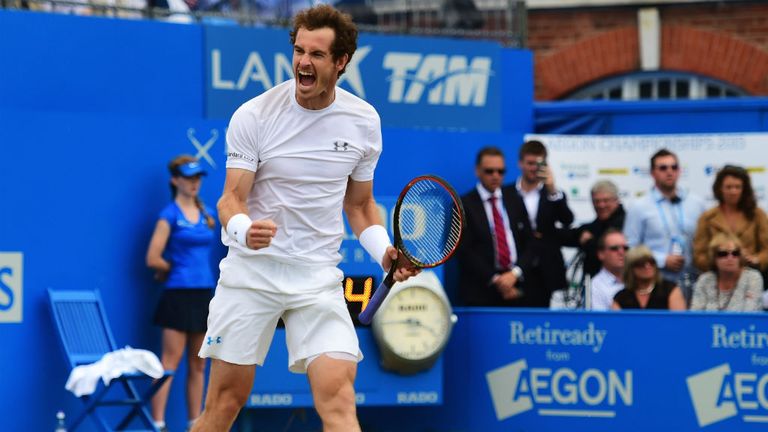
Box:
[359,225,391,268]
[226,213,252,248]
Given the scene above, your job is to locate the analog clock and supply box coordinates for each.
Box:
[371,271,457,375]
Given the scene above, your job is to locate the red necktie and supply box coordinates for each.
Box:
[489,196,511,270]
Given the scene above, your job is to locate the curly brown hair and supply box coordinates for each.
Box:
[290,4,358,77]
[712,164,756,219]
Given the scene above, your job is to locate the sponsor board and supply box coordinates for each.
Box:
[0,252,22,323]
[471,311,768,431]
[204,26,503,131]
[530,133,768,225]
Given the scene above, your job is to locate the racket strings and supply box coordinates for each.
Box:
[398,179,463,267]
[446,206,463,247]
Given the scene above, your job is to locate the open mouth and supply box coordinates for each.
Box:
[298,70,316,87]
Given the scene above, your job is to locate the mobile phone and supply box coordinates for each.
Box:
[536,158,548,179]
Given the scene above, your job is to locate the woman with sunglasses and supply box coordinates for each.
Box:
[690,233,763,311]
[693,165,768,275]
[612,245,687,310]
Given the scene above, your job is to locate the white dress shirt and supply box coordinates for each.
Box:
[515,178,565,230]
[476,184,517,267]
[590,267,624,311]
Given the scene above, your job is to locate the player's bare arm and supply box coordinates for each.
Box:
[343,178,382,236]
[218,167,276,249]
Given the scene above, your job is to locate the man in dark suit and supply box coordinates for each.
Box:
[504,139,574,307]
[458,146,527,307]
[561,179,626,278]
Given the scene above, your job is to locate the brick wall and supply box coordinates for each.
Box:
[529,2,768,100]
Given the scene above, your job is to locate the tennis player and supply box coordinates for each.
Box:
[192,5,418,431]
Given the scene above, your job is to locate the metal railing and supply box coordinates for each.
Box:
[1,0,527,46]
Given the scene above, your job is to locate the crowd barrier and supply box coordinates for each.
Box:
[236,308,768,431]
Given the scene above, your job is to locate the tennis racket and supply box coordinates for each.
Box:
[358,175,464,325]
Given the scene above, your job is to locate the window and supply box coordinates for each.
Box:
[564,71,748,101]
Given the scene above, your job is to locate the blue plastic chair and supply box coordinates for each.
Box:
[48,289,173,431]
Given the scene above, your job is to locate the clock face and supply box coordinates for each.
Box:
[378,286,451,360]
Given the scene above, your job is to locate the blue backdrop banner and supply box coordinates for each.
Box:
[204,25,503,131]
[0,10,204,117]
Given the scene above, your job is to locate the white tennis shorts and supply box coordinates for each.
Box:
[199,252,362,373]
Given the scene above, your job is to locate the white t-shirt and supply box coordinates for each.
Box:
[223,80,383,266]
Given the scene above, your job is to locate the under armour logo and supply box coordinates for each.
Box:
[207,336,222,345]
[333,141,349,151]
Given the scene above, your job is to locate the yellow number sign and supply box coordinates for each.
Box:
[344,276,373,312]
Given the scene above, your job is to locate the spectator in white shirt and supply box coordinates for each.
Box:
[590,228,627,310]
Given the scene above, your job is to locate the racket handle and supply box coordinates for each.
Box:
[358,272,395,325]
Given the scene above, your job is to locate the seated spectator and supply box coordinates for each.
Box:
[690,233,763,311]
[612,245,686,311]
[590,228,627,311]
[562,179,625,278]
[693,164,768,274]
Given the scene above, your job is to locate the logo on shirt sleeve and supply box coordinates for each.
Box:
[227,151,256,163]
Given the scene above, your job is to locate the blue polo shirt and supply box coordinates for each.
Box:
[159,203,217,289]
[623,186,706,280]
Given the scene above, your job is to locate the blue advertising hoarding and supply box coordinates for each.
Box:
[204,25,503,131]
[459,309,768,431]
[248,328,444,408]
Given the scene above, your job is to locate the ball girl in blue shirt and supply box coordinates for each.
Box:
[146,155,217,431]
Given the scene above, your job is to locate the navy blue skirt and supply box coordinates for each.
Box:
[153,288,213,333]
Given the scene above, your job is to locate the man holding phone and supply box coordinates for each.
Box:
[503,139,574,307]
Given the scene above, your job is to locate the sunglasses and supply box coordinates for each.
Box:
[715,249,741,258]
[606,245,630,252]
[483,168,506,175]
[655,164,679,172]
[633,259,656,268]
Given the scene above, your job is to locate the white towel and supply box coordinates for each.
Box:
[65,346,164,397]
